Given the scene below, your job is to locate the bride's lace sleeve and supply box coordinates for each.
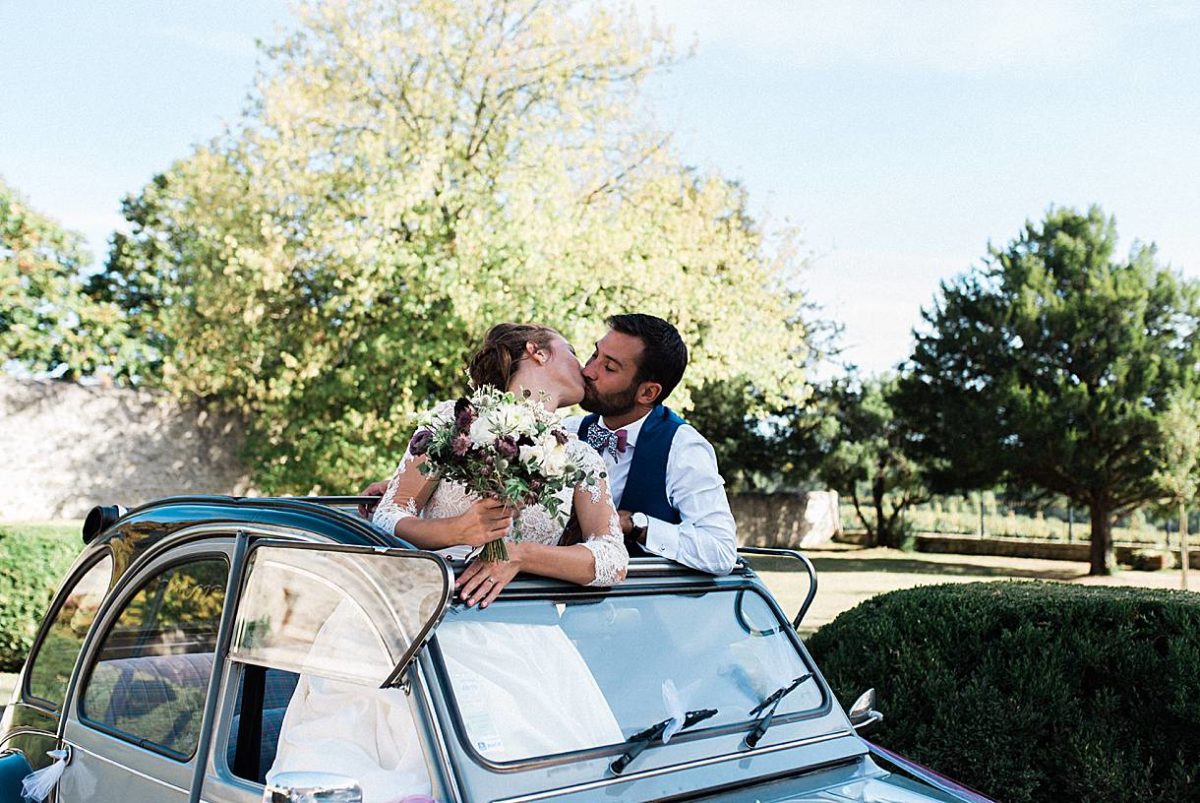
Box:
[371,401,452,536]
[569,442,628,587]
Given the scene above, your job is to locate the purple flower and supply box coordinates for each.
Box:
[495,436,519,461]
[408,429,433,456]
[454,399,476,432]
[451,433,471,457]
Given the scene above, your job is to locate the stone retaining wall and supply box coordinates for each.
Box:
[0,376,252,520]
[729,491,841,548]
[915,533,1200,569]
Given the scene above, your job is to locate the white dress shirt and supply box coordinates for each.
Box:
[563,411,738,575]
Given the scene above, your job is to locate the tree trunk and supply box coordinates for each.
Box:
[849,489,876,547]
[1088,503,1115,576]
[872,474,886,547]
[1181,501,1190,591]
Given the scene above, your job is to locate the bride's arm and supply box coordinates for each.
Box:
[458,470,629,607]
[372,451,513,550]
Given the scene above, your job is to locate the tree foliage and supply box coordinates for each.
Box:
[894,206,1200,574]
[95,0,808,492]
[1154,394,1200,505]
[0,178,141,380]
[820,375,926,548]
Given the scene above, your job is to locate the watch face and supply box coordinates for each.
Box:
[633,513,649,529]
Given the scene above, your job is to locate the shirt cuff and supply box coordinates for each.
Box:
[642,516,678,561]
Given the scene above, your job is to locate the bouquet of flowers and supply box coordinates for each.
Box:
[408,386,602,562]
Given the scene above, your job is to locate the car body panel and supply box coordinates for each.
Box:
[0,497,990,803]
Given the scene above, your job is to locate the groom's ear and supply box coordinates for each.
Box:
[637,381,663,405]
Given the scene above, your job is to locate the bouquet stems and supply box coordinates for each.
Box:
[479,494,518,562]
[480,538,510,562]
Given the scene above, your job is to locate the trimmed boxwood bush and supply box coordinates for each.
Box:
[806,581,1200,803]
[0,523,82,671]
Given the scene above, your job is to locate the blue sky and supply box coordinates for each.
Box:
[3,1,1198,376]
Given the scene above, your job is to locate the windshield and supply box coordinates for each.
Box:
[433,586,824,764]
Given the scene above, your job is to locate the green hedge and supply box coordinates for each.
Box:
[806,582,1200,803]
[0,523,82,672]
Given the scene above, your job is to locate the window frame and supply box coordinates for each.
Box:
[22,548,114,713]
[75,551,231,763]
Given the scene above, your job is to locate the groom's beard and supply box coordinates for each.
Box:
[580,379,638,418]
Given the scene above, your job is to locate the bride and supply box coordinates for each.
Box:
[267,325,628,800]
[372,322,629,601]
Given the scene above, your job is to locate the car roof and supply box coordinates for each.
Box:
[80,495,757,592]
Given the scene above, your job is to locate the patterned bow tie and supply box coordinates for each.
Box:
[586,422,628,456]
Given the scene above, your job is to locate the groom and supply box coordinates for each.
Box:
[564,314,737,576]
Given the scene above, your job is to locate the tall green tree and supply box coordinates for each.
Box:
[96,0,808,491]
[894,206,1200,575]
[0,178,138,380]
[1153,394,1200,588]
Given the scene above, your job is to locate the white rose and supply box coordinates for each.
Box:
[469,413,496,446]
[519,443,542,465]
[541,442,568,475]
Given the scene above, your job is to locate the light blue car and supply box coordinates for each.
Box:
[0,497,992,802]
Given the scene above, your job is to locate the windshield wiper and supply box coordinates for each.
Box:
[744,673,813,749]
[609,708,719,775]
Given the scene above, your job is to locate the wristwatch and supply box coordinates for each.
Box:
[631,512,650,543]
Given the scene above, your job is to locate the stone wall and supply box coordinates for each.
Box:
[0,375,841,541]
[0,376,252,520]
[730,491,842,549]
[916,532,1200,569]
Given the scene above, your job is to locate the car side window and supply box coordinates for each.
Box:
[26,554,114,710]
[80,557,228,759]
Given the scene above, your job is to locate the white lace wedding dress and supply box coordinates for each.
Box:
[372,401,628,586]
[368,401,629,763]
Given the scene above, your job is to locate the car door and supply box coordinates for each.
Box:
[196,538,454,803]
[0,550,113,773]
[57,537,234,802]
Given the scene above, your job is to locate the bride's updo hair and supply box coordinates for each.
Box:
[468,323,558,390]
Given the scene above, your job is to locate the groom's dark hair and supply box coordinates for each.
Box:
[607,313,688,403]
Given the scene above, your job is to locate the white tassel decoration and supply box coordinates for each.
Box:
[661,679,686,743]
[21,748,69,802]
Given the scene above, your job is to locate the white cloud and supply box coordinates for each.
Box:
[638,0,1115,73]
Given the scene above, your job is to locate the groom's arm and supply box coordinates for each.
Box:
[634,426,738,575]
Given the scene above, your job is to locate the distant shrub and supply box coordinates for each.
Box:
[1125,548,1170,571]
[0,524,81,671]
[807,582,1200,803]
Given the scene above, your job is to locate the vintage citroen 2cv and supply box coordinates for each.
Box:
[0,496,990,802]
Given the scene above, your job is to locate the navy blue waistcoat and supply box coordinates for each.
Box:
[577,406,685,543]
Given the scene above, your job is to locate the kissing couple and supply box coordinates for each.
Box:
[361,313,738,605]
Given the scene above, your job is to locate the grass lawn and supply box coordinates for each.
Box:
[753,542,1196,637]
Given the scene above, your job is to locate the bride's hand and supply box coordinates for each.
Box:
[453,498,515,547]
[457,544,523,608]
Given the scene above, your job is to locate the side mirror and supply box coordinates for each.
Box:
[83,504,127,543]
[848,688,884,732]
[263,771,363,803]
